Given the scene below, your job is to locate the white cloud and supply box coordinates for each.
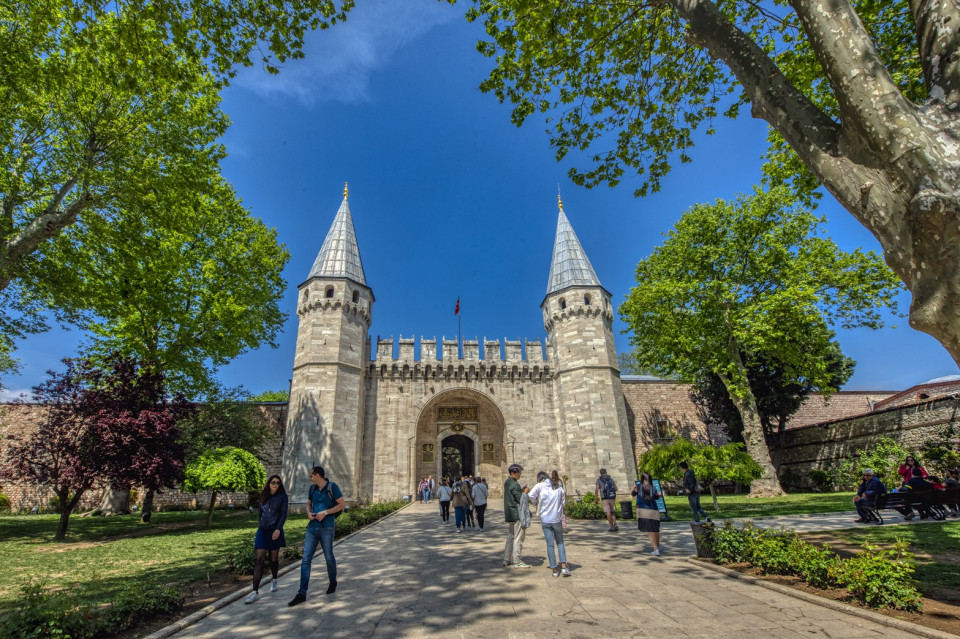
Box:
[0,388,31,402]
[233,0,459,104]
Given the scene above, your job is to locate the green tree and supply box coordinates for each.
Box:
[248,389,291,403]
[467,0,960,367]
[691,341,855,468]
[639,437,763,510]
[178,386,273,464]
[31,179,288,397]
[0,0,348,370]
[620,187,902,495]
[182,446,265,529]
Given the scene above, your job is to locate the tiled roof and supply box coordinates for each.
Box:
[308,195,367,285]
[546,208,601,295]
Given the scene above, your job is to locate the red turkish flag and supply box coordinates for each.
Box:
[454,297,460,315]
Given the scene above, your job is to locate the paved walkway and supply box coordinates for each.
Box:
[171,501,935,638]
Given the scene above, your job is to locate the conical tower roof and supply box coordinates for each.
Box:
[546,197,601,295]
[308,185,367,286]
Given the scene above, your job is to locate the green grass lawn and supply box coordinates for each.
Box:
[831,520,960,593]
[0,509,310,614]
[661,491,857,520]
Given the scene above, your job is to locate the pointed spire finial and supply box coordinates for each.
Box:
[557,185,564,212]
[343,182,349,199]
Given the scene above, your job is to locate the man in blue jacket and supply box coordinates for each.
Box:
[853,468,886,523]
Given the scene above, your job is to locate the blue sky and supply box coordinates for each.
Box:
[4,0,958,398]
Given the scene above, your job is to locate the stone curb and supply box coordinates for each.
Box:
[141,502,414,639]
[687,557,957,639]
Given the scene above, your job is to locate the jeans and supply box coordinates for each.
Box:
[687,493,709,522]
[856,498,877,519]
[299,524,336,595]
[421,489,430,503]
[454,505,466,528]
[541,522,567,568]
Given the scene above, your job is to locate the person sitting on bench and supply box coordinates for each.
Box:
[853,468,886,523]
[899,466,936,520]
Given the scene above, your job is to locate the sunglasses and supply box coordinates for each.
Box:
[270,480,280,485]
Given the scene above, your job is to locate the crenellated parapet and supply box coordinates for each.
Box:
[297,293,371,324]
[372,335,550,364]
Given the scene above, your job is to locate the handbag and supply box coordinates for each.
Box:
[561,512,568,531]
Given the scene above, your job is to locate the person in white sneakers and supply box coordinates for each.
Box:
[245,475,288,604]
[631,472,662,556]
[528,470,571,577]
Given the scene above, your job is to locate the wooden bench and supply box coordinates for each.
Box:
[870,487,960,523]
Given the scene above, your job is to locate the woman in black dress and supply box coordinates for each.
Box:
[245,475,288,603]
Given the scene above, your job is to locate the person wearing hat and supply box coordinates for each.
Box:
[853,468,886,523]
[503,464,528,567]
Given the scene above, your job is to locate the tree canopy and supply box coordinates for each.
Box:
[619,186,902,494]
[182,446,266,528]
[468,0,960,367]
[0,0,340,378]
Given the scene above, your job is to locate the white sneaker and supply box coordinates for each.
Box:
[561,566,571,577]
[244,591,259,604]
[270,581,278,592]
[651,548,661,556]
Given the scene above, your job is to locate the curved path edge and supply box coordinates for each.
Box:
[141,503,414,639]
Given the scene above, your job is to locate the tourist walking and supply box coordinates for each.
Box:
[595,468,619,532]
[288,465,344,607]
[419,477,430,504]
[680,461,711,523]
[529,470,571,577]
[437,480,452,523]
[471,476,488,531]
[631,472,662,555]
[428,475,435,501]
[503,464,528,567]
[245,475,288,604]
[463,475,476,528]
[451,476,473,532]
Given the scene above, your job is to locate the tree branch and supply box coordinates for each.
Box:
[909,0,960,105]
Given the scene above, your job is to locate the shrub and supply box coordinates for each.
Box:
[565,497,623,520]
[786,536,837,589]
[829,540,923,612]
[706,524,923,612]
[225,540,257,574]
[710,521,752,563]
[282,545,302,561]
[806,469,834,492]
[0,492,11,512]
[103,581,183,634]
[581,492,596,505]
[0,579,97,639]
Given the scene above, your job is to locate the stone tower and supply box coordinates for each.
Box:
[542,197,636,493]
[282,185,373,501]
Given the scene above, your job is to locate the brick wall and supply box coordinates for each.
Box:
[0,403,288,513]
[779,395,960,488]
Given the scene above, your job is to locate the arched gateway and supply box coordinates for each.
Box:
[282,189,636,504]
[415,389,506,496]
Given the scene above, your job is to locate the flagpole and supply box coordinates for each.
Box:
[458,302,462,358]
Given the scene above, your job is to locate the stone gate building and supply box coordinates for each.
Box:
[282,188,637,501]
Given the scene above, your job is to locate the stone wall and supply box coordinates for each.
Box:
[779,396,960,487]
[0,403,288,513]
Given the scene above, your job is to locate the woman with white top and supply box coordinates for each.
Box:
[528,469,570,577]
[437,480,453,523]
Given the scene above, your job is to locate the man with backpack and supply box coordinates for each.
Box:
[680,461,711,523]
[288,465,344,607]
[594,468,619,532]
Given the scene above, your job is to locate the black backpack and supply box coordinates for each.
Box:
[600,476,617,499]
[310,482,343,519]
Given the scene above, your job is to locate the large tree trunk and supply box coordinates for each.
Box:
[718,330,785,497]
[140,489,155,523]
[54,505,71,542]
[674,0,960,367]
[709,482,720,511]
[96,485,131,516]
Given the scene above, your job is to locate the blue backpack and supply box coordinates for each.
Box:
[600,476,617,500]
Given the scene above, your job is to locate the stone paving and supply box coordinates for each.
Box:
[170,500,932,638]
